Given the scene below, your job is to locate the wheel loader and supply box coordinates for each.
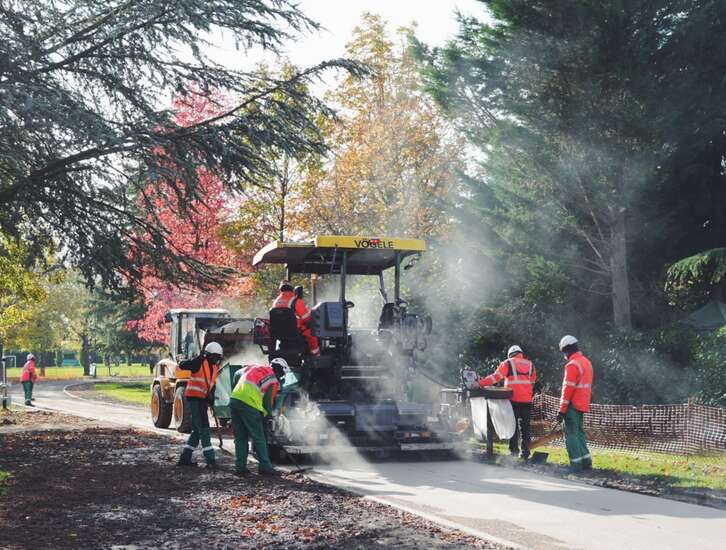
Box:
[245,235,464,458]
[149,309,258,432]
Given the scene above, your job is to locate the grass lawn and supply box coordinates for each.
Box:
[5,364,152,380]
[92,382,150,406]
[493,442,726,490]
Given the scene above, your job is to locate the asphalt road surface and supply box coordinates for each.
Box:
[10,379,726,550]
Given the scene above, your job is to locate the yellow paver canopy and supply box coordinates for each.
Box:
[252,235,426,275]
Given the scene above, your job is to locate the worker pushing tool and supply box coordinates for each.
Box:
[477,345,536,459]
[556,335,594,472]
[177,342,223,469]
[229,358,287,476]
[272,280,320,356]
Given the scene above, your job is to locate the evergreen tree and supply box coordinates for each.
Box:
[417,0,687,329]
[0,0,361,296]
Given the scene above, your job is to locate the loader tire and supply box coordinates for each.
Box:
[151,384,172,428]
[173,386,192,433]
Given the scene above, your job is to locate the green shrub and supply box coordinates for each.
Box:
[691,327,726,406]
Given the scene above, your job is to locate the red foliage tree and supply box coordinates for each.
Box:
[130,92,253,344]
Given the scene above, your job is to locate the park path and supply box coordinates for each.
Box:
[10,379,726,550]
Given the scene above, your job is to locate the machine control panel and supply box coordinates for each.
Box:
[311,302,347,338]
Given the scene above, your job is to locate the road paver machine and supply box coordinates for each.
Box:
[250,235,459,457]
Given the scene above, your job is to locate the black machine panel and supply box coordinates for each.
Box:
[311,302,347,338]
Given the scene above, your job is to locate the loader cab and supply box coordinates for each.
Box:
[165,308,231,362]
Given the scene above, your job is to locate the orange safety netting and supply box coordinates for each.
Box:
[531,394,726,456]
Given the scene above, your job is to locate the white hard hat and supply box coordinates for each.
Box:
[204,342,223,356]
[559,335,578,351]
[270,357,290,374]
[507,345,523,357]
[27,353,35,360]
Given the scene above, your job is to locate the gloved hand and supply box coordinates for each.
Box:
[462,369,480,390]
[556,412,566,424]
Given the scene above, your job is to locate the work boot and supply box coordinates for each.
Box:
[205,461,218,471]
[177,457,197,467]
[234,469,250,477]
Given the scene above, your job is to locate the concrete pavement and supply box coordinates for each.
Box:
[9,378,726,550]
[309,459,726,549]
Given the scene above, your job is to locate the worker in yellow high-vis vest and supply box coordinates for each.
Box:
[230,358,287,476]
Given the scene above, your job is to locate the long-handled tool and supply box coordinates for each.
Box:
[529,424,563,464]
[530,427,564,450]
[209,395,224,450]
[283,447,314,474]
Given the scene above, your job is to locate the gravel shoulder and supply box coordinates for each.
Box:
[0,409,507,549]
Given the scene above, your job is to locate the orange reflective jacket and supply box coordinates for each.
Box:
[184,358,219,399]
[272,291,311,329]
[559,351,593,413]
[479,354,536,403]
[20,359,37,383]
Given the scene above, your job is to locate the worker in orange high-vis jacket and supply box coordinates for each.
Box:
[20,353,38,406]
[479,345,536,459]
[272,281,320,356]
[177,342,223,469]
[556,335,593,472]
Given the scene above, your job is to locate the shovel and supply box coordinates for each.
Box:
[528,425,563,464]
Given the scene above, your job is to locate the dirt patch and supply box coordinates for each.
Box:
[0,410,507,549]
[0,407,98,431]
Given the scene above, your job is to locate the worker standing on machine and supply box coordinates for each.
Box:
[177,342,223,469]
[229,358,287,476]
[556,335,593,472]
[272,281,320,356]
[20,353,38,406]
[478,345,536,459]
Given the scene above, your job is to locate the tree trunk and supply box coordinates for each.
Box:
[610,206,632,329]
[80,335,91,376]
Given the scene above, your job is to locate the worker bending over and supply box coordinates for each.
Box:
[272,281,320,356]
[478,345,536,459]
[177,342,223,469]
[229,358,287,476]
[557,335,593,472]
[20,353,38,406]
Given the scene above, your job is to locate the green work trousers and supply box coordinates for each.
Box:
[180,397,215,464]
[230,399,273,473]
[22,381,33,404]
[564,407,592,470]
